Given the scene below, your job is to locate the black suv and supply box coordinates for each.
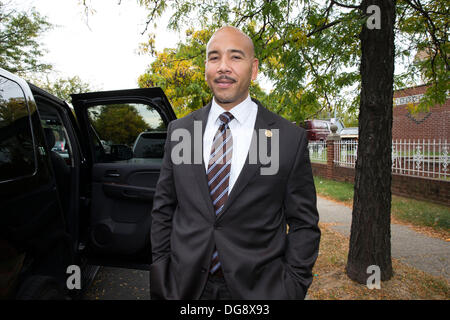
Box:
[0,68,176,299]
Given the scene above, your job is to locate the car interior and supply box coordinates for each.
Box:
[33,94,83,251]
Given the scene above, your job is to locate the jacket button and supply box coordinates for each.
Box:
[201,268,207,273]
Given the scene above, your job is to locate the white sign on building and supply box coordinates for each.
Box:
[393,94,424,106]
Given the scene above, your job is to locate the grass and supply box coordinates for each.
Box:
[308,223,449,299]
[314,177,354,204]
[391,197,450,231]
[313,176,450,237]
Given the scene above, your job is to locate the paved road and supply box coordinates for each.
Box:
[83,196,449,299]
[317,196,449,280]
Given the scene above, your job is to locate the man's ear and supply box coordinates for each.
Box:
[251,58,259,81]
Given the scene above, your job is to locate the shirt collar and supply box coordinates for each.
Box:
[210,95,252,125]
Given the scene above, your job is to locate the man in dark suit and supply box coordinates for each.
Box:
[150,26,320,300]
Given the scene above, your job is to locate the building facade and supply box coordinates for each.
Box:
[393,85,449,140]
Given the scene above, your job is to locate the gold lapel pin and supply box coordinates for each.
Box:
[265,129,273,138]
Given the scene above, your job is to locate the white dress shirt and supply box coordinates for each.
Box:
[203,95,258,192]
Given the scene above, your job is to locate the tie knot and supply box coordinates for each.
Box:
[218,112,234,126]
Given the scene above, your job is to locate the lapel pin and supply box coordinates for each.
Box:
[265,129,273,138]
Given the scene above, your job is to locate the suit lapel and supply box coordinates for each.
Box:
[217,99,277,221]
[190,102,216,219]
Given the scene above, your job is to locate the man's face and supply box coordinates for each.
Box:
[205,28,259,109]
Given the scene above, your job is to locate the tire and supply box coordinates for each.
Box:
[16,275,67,300]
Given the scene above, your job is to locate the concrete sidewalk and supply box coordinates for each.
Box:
[317,196,449,280]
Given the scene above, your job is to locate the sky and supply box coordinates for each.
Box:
[19,0,274,93]
[22,0,182,91]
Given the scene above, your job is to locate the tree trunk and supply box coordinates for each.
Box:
[346,0,396,284]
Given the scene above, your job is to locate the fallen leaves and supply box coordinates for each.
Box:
[308,223,449,300]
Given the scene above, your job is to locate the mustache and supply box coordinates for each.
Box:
[214,75,237,83]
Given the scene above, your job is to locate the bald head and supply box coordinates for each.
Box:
[204,25,259,110]
[206,26,255,59]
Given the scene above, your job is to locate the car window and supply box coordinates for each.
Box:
[87,103,166,164]
[133,132,166,159]
[0,76,36,182]
[36,100,74,167]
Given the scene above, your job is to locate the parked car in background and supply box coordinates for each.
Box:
[132,131,166,160]
[0,67,176,299]
[301,119,331,141]
[340,127,358,140]
[300,118,346,141]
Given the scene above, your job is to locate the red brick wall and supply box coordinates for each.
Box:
[311,160,449,206]
[311,162,327,178]
[393,85,450,140]
[391,174,450,205]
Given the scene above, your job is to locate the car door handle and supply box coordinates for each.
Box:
[106,173,120,177]
[105,170,120,178]
[103,183,155,201]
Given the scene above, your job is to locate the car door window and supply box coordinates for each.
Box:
[0,76,36,182]
[37,104,74,167]
[87,103,166,164]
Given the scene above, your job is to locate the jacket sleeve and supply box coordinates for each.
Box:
[151,121,178,263]
[283,130,321,296]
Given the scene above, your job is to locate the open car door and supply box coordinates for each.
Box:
[71,88,176,270]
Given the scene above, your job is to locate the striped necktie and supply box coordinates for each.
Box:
[207,111,234,274]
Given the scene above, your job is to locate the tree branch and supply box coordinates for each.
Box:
[331,0,361,10]
[403,0,448,71]
[141,0,162,35]
[299,47,333,113]
[306,19,342,37]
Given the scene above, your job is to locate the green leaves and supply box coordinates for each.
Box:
[91,104,149,145]
[29,75,93,103]
[0,2,52,75]
[395,0,449,111]
[135,0,448,120]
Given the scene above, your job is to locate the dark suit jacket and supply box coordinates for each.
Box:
[150,99,320,300]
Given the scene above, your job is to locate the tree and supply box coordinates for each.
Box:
[138,29,212,118]
[346,0,396,283]
[0,1,52,75]
[136,1,363,122]
[90,104,149,145]
[395,0,448,111]
[29,75,93,103]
